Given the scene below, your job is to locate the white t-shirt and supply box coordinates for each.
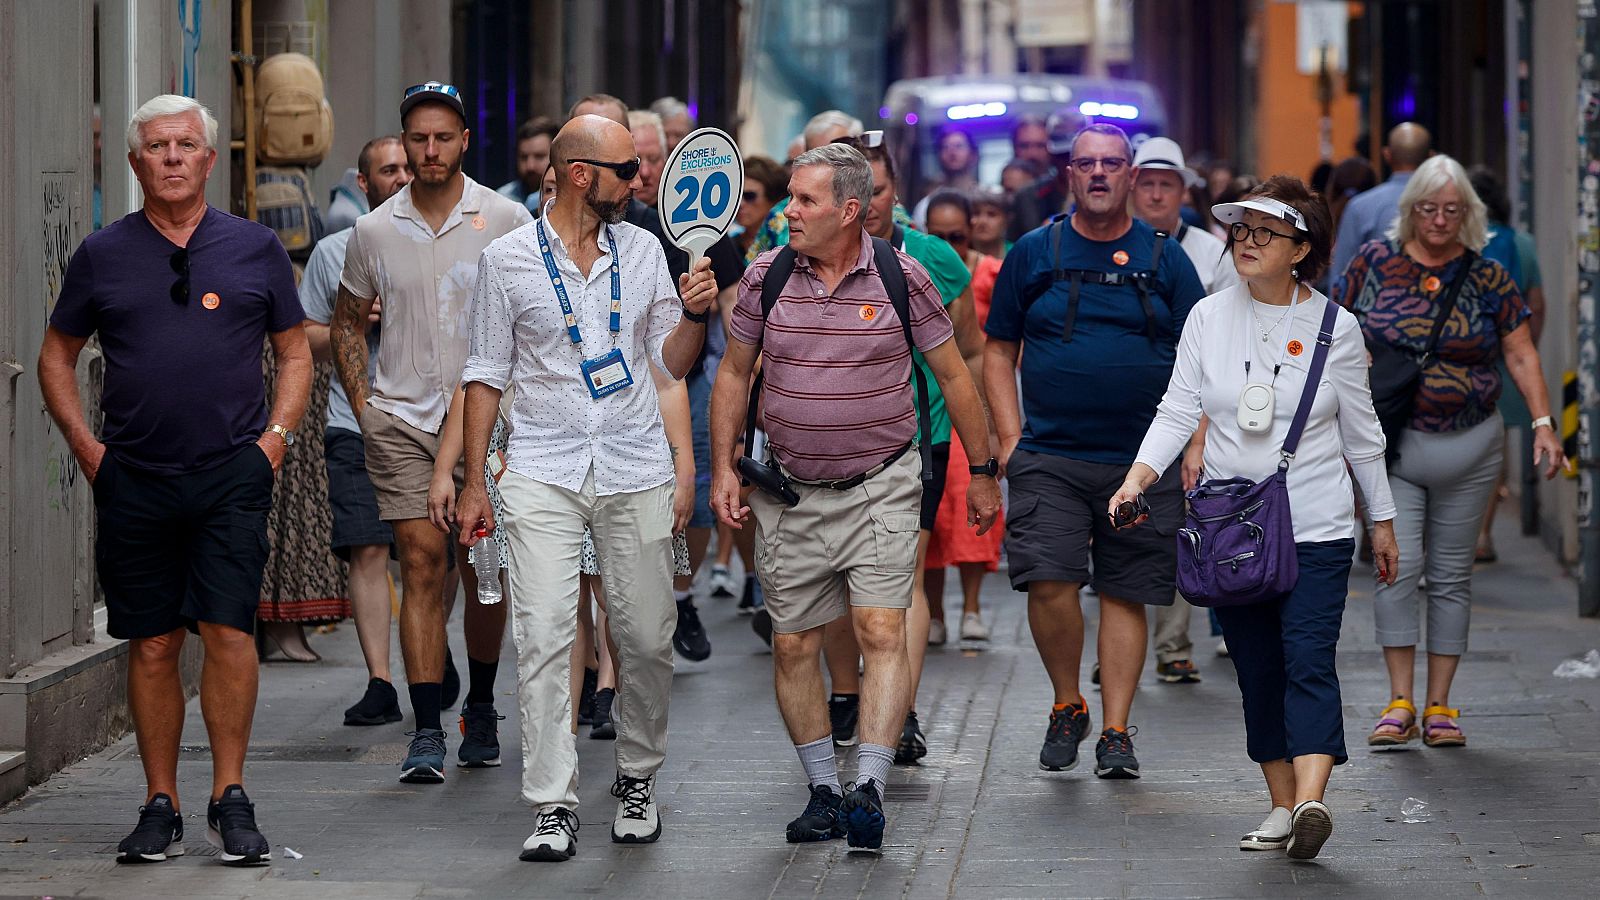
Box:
[1177,223,1239,294]
[1134,284,1394,542]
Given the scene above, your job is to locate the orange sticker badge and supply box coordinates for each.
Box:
[1287,339,1304,357]
[201,292,220,309]
[1422,275,1442,293]
[471,215,487,231]
[1112,250,1130,266]
[859,305,877,321]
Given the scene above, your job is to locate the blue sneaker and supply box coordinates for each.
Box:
[841,780,886,851]
[399,728,447,783]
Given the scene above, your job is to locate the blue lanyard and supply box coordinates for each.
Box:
[536,217,621,347]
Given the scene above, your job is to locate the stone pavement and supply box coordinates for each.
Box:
[1,517,1597,899]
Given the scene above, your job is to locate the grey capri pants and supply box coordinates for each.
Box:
[1372,414,1504,655]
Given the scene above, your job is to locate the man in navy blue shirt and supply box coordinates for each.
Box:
[984,123,1204,781]
[38,95,310,868]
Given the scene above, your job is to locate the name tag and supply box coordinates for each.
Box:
[580,348,634,399]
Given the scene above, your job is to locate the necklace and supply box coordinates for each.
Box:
[1250,301,1294,343]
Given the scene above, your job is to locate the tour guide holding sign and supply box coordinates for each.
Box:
[454,114,719,863]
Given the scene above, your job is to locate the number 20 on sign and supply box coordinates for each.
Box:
[657,127,744,265]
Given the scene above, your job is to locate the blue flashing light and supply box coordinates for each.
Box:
[1078,100,1141,121]
[946,101,1007,121]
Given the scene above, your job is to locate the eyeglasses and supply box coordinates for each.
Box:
[571,157,641,181]
[1229,222,1299,247]
[403,81,462,101]
[742,190,761,203]
[1069,156,1128,175]
[931,231,968,245]
[1412,201,1464,221]
[169,248,190,305]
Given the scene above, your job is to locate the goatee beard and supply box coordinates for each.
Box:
[585,180,629,225]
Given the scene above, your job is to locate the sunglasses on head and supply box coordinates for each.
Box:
[572,157,641,181]
[170,248,190,305]
[832,130,887,151]
[403,81,462,101]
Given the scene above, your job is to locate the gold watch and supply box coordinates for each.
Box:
[265,423,297,447]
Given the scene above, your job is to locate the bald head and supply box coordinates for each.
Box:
[1385,122,1432,171]
[551,114,633,188]
[568,94,629,127]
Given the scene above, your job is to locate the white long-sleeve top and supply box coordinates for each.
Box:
[1134,283,1396,542]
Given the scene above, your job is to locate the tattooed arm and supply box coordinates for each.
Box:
[331,283,377,415]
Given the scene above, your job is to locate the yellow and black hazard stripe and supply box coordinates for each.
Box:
[1564,371,1579,478]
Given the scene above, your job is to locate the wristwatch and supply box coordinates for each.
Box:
[682,306,711,324]
[969,457,999,477]
[1531,415,1555,431]
[265,423,297,447]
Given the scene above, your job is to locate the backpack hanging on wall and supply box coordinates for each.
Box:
[255,52,334,166]
[254,165,325,260]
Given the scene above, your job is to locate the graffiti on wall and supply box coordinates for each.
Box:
[180,0,202,97]
[43,173,72,313]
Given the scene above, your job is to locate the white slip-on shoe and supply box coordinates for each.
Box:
[1286,800,1333,860]
[1239,806,1292,851]
[520,806,578,862]
[611,774,662,844]
[960,612,991,642]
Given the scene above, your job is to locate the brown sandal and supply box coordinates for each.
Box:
[1367,698,1419,746]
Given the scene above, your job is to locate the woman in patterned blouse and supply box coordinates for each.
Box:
[1331,154,1565,750]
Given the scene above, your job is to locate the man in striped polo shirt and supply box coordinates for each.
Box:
[709,143,1001,852]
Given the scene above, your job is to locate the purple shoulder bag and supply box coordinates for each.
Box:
[1175,300,1339,608]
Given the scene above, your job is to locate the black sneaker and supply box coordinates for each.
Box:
[344,677,403,726]
[1094,726,1141,779]
[205,785,270,867]
[1039,702,1091,771]
[1156,659,1201,684]
[840,780,886,851]
[116,793,183,863]
[440,649,461,712]
[458,702,504,767]
[894,710,927,764]
[751,607,773,647]
[737,575,758,615]
[673,598,712,661]
[785,784,844,843]
[577,667,599,726]
[829,693,859,748]
[590,688,616,740]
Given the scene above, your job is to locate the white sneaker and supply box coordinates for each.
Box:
[1216,638,1230,658]
[708,565,737,598]
[927,620,948,646]
[1238,806,1291,851]
[959,612,990,642]
[520,806,578,862]
[1286,800,1333,859]
[611,774,661,843]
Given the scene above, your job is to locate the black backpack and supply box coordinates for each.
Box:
[745,237,933,481]
[1023,215,1170,344]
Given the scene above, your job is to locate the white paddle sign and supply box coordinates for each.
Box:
[657,127,744,265]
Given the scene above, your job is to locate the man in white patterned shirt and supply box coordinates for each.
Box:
[455,114,717,862]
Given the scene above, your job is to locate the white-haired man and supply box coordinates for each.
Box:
[39,94,311,867]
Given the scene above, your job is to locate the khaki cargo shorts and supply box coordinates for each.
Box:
[748,451,923,634]
[360,403,462,522]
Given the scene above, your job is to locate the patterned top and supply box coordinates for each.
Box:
[1332,239,1530,433]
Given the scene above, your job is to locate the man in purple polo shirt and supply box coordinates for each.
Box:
[38,95,310,867]
[709,142,1000,852]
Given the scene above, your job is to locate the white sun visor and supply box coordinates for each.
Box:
[1210,197,1309,234]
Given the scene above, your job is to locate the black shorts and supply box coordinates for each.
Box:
[94,444,275,639]
[324,427,395,560]
[920,442,951,531]
[1003,448,1181,605]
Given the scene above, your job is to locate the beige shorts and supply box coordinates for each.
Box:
[360,403,462,522]
[749,450,923,635]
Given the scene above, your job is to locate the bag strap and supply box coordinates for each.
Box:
[1281,297,1341,467]
[744,248,799,455]
[871,236,934,482]
[1420,251,1477,363]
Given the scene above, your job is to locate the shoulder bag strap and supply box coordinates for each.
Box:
[745,248,798,455]
[872,236,934,481]
[1280,298,1341,467]
[1420,250,1477,363]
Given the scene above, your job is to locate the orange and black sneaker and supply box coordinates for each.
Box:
[1039,700,1091,771]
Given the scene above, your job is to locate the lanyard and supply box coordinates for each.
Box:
[536,216,621,348]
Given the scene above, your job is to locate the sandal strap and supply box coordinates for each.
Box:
[1424,719,1462,734]
[1374,718,1411,729]
[1381,698,1417,716]
[1422,704,1460,719]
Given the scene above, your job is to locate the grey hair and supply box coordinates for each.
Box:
[790,143,873,217]
[1388,154,1490,251]
[126,94,218,154]
[649,96,692,124]
[803,110,864,144]
[627,110,667,156]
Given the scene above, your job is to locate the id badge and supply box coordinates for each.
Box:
[580,348,634,399]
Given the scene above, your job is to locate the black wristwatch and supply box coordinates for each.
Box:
[682,306,711,324]
[969,457,999,477]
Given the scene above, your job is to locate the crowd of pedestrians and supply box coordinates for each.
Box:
[41,84,1563,870]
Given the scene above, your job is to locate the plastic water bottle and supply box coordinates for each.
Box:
[472,525,502,605]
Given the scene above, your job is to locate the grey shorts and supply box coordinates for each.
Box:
[1004,448,1181,605]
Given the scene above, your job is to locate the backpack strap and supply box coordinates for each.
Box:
[744,248,798,456]
[1280,299,1341,469]
[1130,230,1169,344]
[1420,251,1477,363]
[871,236,934,482]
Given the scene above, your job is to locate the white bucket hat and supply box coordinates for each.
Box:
[1131,137,1203,189]
[1211,196,1310,234]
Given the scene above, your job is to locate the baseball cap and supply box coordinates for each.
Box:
[1131,137,1203,189]
[1211,196,1309,234]
[1044,108,1089,156]
[400,81,466,126]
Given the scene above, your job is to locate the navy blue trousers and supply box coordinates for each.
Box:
[1214,540,1354,765]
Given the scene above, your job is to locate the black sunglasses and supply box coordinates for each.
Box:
[170,248,190,305]
[931,231,968,245]
[742,190,761,203]
[572,157,641,181]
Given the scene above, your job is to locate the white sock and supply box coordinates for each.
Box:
[795,737,841,794]
[673,589,692,603]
